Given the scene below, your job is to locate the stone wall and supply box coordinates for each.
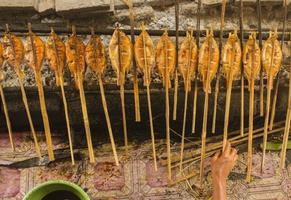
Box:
[0,0,290,87]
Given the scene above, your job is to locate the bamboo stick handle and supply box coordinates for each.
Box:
[146,84,158,171]
[133,78,141,122]
[59,75,75,165]
[165,75,172,180]
[165,121,285,167]
[280,108,291,169]
[179,85,189,171]
[17,72,41,158]
[173,70,178,120]
[259,78,264,116]
[77,73,95,163]
[241,75,245,136]
[223,80,233,151]
[200,90,209,185]
[269,87,278,130]
[99,78,119,166]
[261,79,272,171]
[246,80,254,183]
[0,84,14,151]
[191,78,198,133]
[212,79,219,133]
[120,84,129,155]
[174,126,285,169]
[35,71,54,161]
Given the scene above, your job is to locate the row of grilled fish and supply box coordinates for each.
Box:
[0,27,282,96]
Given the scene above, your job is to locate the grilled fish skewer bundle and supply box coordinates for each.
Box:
[109,24,132,155]
[3,24,41,157]
[243,32,261,183]
[66,25,95,163]
[0,42,14,151]
[86,27,119,166]
[25,23,54,160]
[261,31,282,171]
[156,30,176,180]
[46,28,75,165]
[134,24,157,171]
[198,30,219,184]
[222,31,241,151]
[178,30,198,170]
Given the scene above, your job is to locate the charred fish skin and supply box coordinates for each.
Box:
[222,31,242,82]
[156,30,176,87]
[25,32,45,72]
[134,25,155,86]
[198,30,219,93]
[243,32,261,88]
[109,28,132,86]
[46,30,66,86]
[262,31,282,88]
[2,33,25,73]
[85,34,106,77]
[178,31,198,91]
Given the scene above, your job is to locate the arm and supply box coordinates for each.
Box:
[211,141,238,200]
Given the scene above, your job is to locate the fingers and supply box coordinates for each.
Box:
[211,151,220,162]
[223,141,231,156]
[230,148,237,158]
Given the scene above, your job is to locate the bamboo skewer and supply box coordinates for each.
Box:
[109,24,132,155]
[86,27,119,165]
[26,23,54,161]
[222,31,241,151]
[261,31,282,171]
[166,121,285,168]
[98,78,119,165]
[244,32,261,183]
[170,125,285,169]
[156,30,176,180]
[0,82,14,151]
[257,0,264,117]
[173,0,180,121]
[247,79,254,182]
[179,30,197,170]
[77,74,95,162]
[199,30,219,185]
[123,0,140,122]
[211,0,227,134]
[269,0,288,130]
[279,32,291,169]
[59,76,75,164]
[3,24,41,157]
[239,0,245,136]
[18,72,41,157]
[46,28,75,165]
[191,0,201,134]
[0,44,14,151]
[134,24,157,170]
[180,80,189,170]
[67,25,95,163]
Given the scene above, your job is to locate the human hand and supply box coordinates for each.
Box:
[211,141,238,183]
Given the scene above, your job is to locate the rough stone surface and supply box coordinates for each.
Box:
[55,0,109,13]
[36,0,55,14]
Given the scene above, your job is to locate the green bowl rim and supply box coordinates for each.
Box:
[23,180,90,200]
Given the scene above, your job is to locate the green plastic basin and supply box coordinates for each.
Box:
[23,180,90,200]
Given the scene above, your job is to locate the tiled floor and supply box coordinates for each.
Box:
[0,132,290,200]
